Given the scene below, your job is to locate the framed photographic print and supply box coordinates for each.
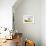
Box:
[23,15,34,24]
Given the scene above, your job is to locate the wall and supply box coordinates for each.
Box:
[0,0,16,30]
[13,0,41,46]
[41,0,46,46]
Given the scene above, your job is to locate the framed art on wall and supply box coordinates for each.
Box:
[23,15,34,24]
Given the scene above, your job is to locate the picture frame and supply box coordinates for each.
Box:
[23,15,34,24]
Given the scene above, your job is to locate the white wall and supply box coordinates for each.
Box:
[0,0,16,30]
[41,0,46,46]
[13,0,41,46]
